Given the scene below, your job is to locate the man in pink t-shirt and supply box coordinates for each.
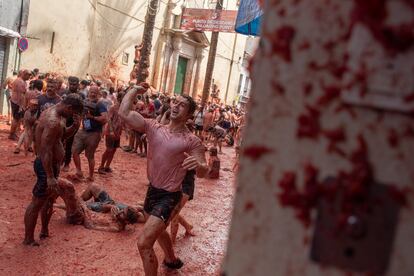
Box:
[119,84,208,276]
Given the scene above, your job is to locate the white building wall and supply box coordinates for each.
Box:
[21,0,248,102]
[21,0,168,83]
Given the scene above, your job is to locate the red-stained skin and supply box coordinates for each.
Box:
[243,146,274,161]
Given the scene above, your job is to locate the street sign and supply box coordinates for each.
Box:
[18,37,29,52]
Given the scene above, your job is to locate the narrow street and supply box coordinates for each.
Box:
[0,122,236,275]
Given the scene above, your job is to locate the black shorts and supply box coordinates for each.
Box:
[219,121,231,130]
[32,157,59,198]
[134,131,144,137]
[195,124,203,131]
[11,101,24,120]
[182,170,195,200]
[143,185,182,224]
[105,136,120,149]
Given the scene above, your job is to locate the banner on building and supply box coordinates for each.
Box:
[235,0,263,36]
[180,8,237,33]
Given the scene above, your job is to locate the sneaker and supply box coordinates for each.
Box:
[98,167,106,174]
[104,167,113,173]
[122,146,132,152]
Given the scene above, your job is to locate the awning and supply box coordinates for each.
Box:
[235,0,263,36]
[0,26,21,38]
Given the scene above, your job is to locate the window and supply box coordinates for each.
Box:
[243,76,250,95]
[122,52,129,65]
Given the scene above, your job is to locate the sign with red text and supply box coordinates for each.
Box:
[181,9,237,33]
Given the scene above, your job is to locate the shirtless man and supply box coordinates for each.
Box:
[98,92,124,173]
[14,99,38,155]
[56,179,145,231]
[2,71,17,125]
[119,85,208,276]
[23,93,83,246]
[9,69,31,140]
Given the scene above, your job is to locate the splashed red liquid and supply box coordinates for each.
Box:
[243,146,273,161]
[404,92,414,103]
[303,83,313,97]
[323,127,346,143]
[244,201,255,212]
[317,85,342,106]
[272,81,286,96]
[387,128,400,148]
[297,105,321,139]
[267,25,296,62]
[350,0,414,54]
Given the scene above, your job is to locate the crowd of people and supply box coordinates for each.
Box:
[1,68,246,275]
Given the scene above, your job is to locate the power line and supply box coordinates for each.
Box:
[87,0,151,31]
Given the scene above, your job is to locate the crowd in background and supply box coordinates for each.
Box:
[1,68,246,176]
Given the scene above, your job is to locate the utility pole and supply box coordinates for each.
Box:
[136,0,160,83]
[201,0,223,105]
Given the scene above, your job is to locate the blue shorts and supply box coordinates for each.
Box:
[32,157,59,198]
[86,191,126,212]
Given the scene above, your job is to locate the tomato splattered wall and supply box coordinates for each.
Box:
[224,0,414,275]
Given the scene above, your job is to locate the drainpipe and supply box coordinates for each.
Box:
[14,0,25,71]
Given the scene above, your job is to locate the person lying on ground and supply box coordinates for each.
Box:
[55,180,145,232]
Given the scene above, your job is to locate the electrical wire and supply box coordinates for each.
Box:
[218,36,236,52]
[87,0,145,30]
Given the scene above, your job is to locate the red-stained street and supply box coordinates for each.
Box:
[0,122,236,275]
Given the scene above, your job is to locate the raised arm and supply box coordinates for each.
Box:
[118,84,149,132]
